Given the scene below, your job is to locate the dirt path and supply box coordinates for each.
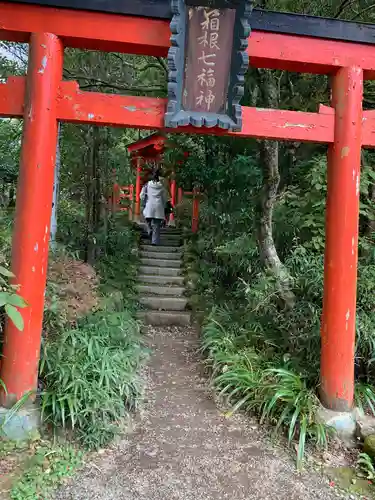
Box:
[55,326,341,500]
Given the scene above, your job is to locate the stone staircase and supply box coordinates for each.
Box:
[136,227,191,326]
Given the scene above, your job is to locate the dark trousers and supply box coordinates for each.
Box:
[146,218,162,245]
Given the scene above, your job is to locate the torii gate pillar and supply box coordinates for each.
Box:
[320,66,363,412]
[0,33,63,405]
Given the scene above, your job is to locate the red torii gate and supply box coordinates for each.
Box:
[127,133,187,225]
[127,133,167,221]
[0,0,372,414]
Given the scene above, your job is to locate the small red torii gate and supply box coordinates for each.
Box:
[0,0,372,414]
[126,133,188,225]
[127,133,167,221]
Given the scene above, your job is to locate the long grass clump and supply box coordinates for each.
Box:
[202,307,333,469]
[40,310,147,449]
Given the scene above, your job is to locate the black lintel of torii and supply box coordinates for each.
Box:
[6,0,375,46]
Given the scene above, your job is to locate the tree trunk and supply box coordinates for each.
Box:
[101,127,110,251]
[257,69,295,309]
[369,179,375,235]
[8,184,15,208]
[360,152,375,257]
[85,125,101,265]
[366,160,375,238]
[50,123,61,252]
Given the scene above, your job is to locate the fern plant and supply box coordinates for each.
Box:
[357,453,375,480]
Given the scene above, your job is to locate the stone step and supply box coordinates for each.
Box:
[141,244,182,254]
[141,239,181,248]
[141,234,181,241]
[136,222,181,233]
[137,310,191,326]
[140,233,182,240]
[160,229,182,234]
[139,266,181,277]
[138,274,184,286]
[152,228,181,234]
[137,284,185,297]
[140,251,182,261]
[139,296,188,311]
[160,237,182,243]
[140,258,181,269]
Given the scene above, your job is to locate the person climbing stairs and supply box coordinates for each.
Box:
[136,227,191,326]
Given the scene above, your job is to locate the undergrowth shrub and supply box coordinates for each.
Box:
[198,241,375,466]
[56,198,86,255]
[0,209,12,261]
[97,221,139,310]
[40,310,147,449]
[192,161,375,466]
[202,307,332,469]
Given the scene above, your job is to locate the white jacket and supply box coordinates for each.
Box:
[141,180,167,220]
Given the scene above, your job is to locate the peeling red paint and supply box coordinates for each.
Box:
[282,122,313,129]
[341,146,350,157]
[38,55,47,74]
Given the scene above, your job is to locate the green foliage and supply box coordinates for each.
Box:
[0,119,22,185]
[0,10,374,474]
[196,215,375,464]
[96,220,139,309]
[0,208,13,258]
[10,442,83,500]
[202,309,332,469]
[39,310,147,449]
[55,197,87,255]
[185,121,374,469]
[357,453,375,480]
[0,210,27,332]
[0,263,27,332]
[354,383,375,416]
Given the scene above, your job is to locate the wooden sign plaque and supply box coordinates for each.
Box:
[165,0,253,131]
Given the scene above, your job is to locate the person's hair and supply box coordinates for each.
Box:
[152,169,160,182]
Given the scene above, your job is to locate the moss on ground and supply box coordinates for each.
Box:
[325,466,375,498]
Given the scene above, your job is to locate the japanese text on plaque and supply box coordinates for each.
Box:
[182,6,236,115]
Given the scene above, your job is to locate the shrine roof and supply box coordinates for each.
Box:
[127,133,167,157]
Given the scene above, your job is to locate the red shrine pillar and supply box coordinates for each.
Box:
[134,157,142,221]
[320,66,363,412]
[169,171,176,226]
[0,33,63,405]
[192,189,200,234]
